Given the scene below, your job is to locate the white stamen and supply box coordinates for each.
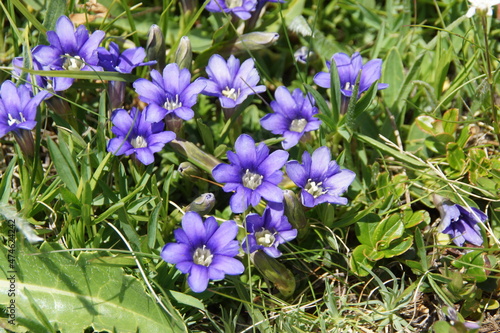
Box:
[305,178,327,198]
[7,113,25,126]
[226,0,243,8]
[222,86,240,101]
[289,118,307,132]
[344,82,352,91]
[164,94,182,110]
[193,245,213,266]
[255,229,276,248]
[131,135,148,148]
[242,169,263,190]
[63,54,85,71]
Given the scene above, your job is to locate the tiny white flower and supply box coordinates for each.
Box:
[466,0,500,18]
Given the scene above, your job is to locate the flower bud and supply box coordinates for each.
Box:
[108,81,126,109]
[185,193,216,215]
[174,36,192,71]
[169,139,222,173]
[14,129,35,159]
[253,251,295,298]
[232,32,279,53]
[146,24,166,71]
[283,190,307,230]
[178,161,202,178]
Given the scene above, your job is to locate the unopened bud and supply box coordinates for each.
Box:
[146,24,166,71]
[253,251,295,298]
[283,190,306,230]
[108,81,126,109]
[185,193,216,215]
[169,139,222,173]
[178,162,202,178]
[232,32,279,53]
[175,36,192,71]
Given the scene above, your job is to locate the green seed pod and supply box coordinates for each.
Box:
[253,251,295,298]
[175,36,192,71]
[185,193,216,215]
[146,24,166,71]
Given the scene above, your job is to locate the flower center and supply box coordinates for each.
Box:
[226,0,242,8]
[344,82,352,91]
[7,112,26,126]
[131,135,148,148]
[242,169,263,190]
[289,118,307,132]
[255,229,276,248]
[193,245,213,267]
[305,178,327,198]
[63,55,85,71]
[222,86,240,101]
[164,94,182,110]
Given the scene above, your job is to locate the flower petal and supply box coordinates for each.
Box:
[207,220,239,253]
[188,265,209,293]
[210,255,244,275]
[161,243,192,264]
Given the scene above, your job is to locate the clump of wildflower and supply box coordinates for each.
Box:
[107,107,175,165]
[243,206,297,258]
[433,195,487,247]
[161,211,244,293]
[32,15,105,89]
[286,146,355,207]
[212,134,288,213]
[98,42,155,73]
[201,54,266,109]
[465,0,500,17]
[133,63,206,122]
[313,52,388,98]
[260,86,321,150]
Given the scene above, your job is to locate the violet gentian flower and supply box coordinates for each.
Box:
[465,0,500,17]
[133,63,206,122]
[212,134,288,213]
[313,52,388,98]
[286,146,355,207]
[12,57,72,94]
[260,86,321,150]
[434,196,487,247]
[32,15,104,89]
[0,80,48,138]
[161,211,244,293]
[201,54,266,109]
[206,0,258,20]
[97,42,155,73]
[243,206,297,258]
[107,107,175,165]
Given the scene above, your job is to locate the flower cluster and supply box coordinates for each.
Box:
[205,0,284,21]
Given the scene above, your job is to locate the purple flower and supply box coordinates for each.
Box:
[32,15,105,89]
[206,0,258,20]
[260,86,321,150]
[286,146,355,208]
[107,107,175,165]
[0,80,48,138]
[313,52,388,97]
[201,54,266,109]
[161,211,244,293]
[243,206,297,258]
[133,63,206,122]
[212,134,288,213]
[12,57,72,94]
[437,201,486,247]
[97,42,155,73]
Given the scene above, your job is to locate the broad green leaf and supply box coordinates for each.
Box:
[0,156,17,204]
[383,47,404,107]
[350,245,377,277]
[446,142,466,172]
[46,137,78,193]
[403,210,430,229]
[442,109,459,135]
[355,215,381,247]
[373,214,405,250]
[0,242,186,332]
[378,236,413,258]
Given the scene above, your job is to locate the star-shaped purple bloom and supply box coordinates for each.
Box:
[313,52,389,97]
[286,146,355,208]
[206,0,258,20]
[201,54,266,109]
[212,134,289,213]
[32,15,105,89]
[161,211,244,293]
[438,201,487,247]
[133,63,206,122]
[0,80,48,138]
[12,57,72,94]
[260,86,321,150]
[243,206,297,258]
[97,42,156,73]
[107,107,175,165]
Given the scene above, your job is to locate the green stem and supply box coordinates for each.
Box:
[480,14,500,144]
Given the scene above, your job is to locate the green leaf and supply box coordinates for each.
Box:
[378,236,413,258]
[350,245,377,277]
[0,156,17,204]
[446,142,466,172]
[373,214,405,250]
[383,47,404,107]
[46,137,78,194]
[0,242,186,332]
[41,0,65,31]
